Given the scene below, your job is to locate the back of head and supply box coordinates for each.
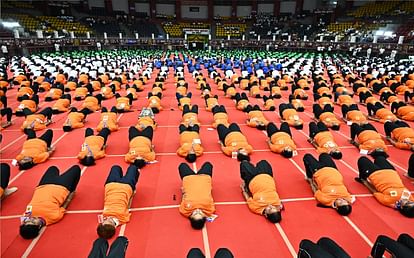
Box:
[330,151,342,160]
[281,149,293,158]
[20,224,40,239]
[336,205,352,216]
[399,204,414,218]
[18,159,35,170]
[80,156,95,166]
[96,223,116,239]
[134,159,146,169]
[266,211,282,223]
[190,217,206,230]
[186,153,197,163]
[237,153,250,162]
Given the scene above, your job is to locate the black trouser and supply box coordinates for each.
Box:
[179,124,200,134]
[240,160,273,187]
[245,104,261,113]
[380,91,395,102]
[128,126,153,141]
[105,165,139,191]
[303,153,337,178]
[373,82,386,93]
[1,163,10,189]
[390,82,401,93]
[357,156,394,180]
[212,105,226,115]
[267,122,291,138]
[1,107,12,121]
[37,107,53,120]
[61,94,72,103]
[26,129,53,147]
[187,248,234,258]
[309,122,329,139]
[88,236,129,258]
[298,237,350,258]
[405,91,414,102]
[279,103,295,118]
[408,154,414,178]
[38,165,81,192]
[85,127,110,145]
[341,104,358,118]
[183,104,198,115]
[391,101,406,114]
[367,102,384,116]
[359,91,372,103]
[101,107,117,113]
[384,120,410,137]
[313,104,333,119]
[217,123,241,143]
[353,82,366,93]
[370,234,414,258]
[235,92,248,102]
[179,162,213,179]
[70,107,91,117]
[0,95,7,108]
[350,123,377,141]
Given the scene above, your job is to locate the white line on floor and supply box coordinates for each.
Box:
[21,226,47,258]
[202,226,211,258]
[343,216,374,247]
[275,223,296,257]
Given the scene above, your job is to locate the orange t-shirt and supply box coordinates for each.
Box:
[314,131,338,154]
[97,112,118,132]
[397,106,414,121]
[347,110,367,123]
[313,167,352,206]
[338,95,355,106]
[82,96,100,112]
[135,117,156,130]
[247,174,281,215]
[75,87,88,98]
[125,136,155,163]
[21,114,47,131]
[237,99,250,111]
[177,131,203,157]
[148,96,162,110]
[16,99,37,113]
[65,81,77,91]
[16,139,49,164]
[375,108,396,123]
[369,169,414,207]
[27,185,69,225]
[247,110,269,127]
[181,113,200,127]
[269,132,296,153]
[206,98,218,111]
[357,130,387,152]
[52,99,70,112]
[64,112,85,129]
[103,183,133,224]
[179,175,215,217]
[222,131,253,156]
[116,97,131,111]
[213,112,229,128]
[77,136,105,160]
[319,112,340,127]
[391,127,414,150]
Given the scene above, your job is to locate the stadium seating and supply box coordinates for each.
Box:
[215,23,246,38]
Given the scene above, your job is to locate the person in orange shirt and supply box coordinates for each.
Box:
[234,92,250,111]
[380,91,399,104]
[147,92,162,113]
[0,163,18,200]
[367,102,397,123]
[384,121,414,151]
[308,122,342,159]
[82,94,103,112]
[267,122,296,158]
[78,127,111,166]
[21,107,53,132]
[245,104,269,130]
[217,123,252,161]
[125,126,155,168]
[212,105,230,128]
[181,105,200,127]
[19,165,81,239]
[44,84,64,102]
[341,104,367,125]
[223,83,237,99]
[15,94,39,116]
[16,128,54,170]
[391,101,414,121]
[179,161,215,229]
[239,160,283,223]
[289,95,305,112]
[279,103,303,129]
[292,85,308,100]
[135,107,157,131]
[356,156,414,217]
[176,92,192,110]
[52,94,71,114]
[1,95,12,129]
[204,94,219,111]
[114,93,134,113]
[405,91,414,104]
[177,124,203,163]
[313,104,340,130]
[270,84,282,99]
[303,153,353,215]
[263,95,276,111]
[350,123,388,157]
[96,164,139,239]
[62,107,92,132]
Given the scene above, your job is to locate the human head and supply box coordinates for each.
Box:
[399,201,414,218]
[96,219,116,239]
[134,158,146,169]
[331,124,340,131]
[263,205,282,223]
[330,150,342,160]
[186,153,197,163]
[19,217,44,239]
[334,199,352,216]
[281,147,293,158]
[189,209,206,230]
[237,149,250,162]
[80,156,95,166]
[18,157,35,170]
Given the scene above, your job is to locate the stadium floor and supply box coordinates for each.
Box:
[1,55,414,258]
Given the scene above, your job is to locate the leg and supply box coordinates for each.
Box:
[107,236,129,258]
[384,121,396,137]
[55,165,81,192]
[187,248,205,258]
[39,107,53,120]
[197,162,213,177]
[279,122,292,136]
[179,163,196,179]
[408,154,414,178]
[367,103,374,116]
[362,123,377,132]
[313,104,323,119]
[87,238,109,258]
[38,129,53,148]
[214,248,234,258]
[105,165,123,185]
[371,235,414,258]
[98,128,110,145]
[140,126,153,141]
[256,160,273,177]
[350,123,362,141]
[298,239,334,258]
[128,126,140,141]
[240,161,258,186]
[85,128,94,137]
[397,233,414,252]
[25,128,37,140]
[303,154,323,178]
[318,153,337,169]
[217,124,229,143]
[38,166,60,186]
[373,156,395,170]
[179,124,187,134]
[120,165,140,191]
[228,123,241,132]
[357,157,379,180]
[309,122,319,139]
[266,122,278,137]
[317,237,350,258]
[1,108,12,121]
[183,104,190,114]
[316,121,329,132]
[1,163,10,189]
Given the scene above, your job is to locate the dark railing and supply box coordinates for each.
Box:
[0,37,413,56]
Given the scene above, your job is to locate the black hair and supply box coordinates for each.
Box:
[336,205,352,216]
[134,159,146,169]
[266,211,282,223]
[281,150,293,158]
[237,153,250,162]
[330,151,342,160]
[190,217,206,230]
[80,156,95,166]
[399,204,414,218]
[20,224,41,239]
[18,160,35,170]
[185,153,197,163]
